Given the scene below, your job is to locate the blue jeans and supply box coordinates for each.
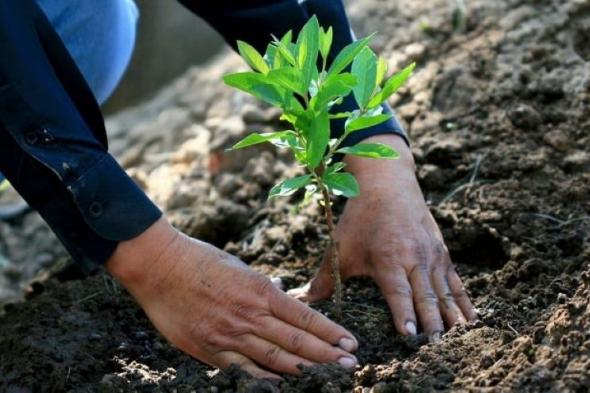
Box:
[0,0,137,185]
[35,0,139,106]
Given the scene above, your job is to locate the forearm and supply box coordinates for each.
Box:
[0,0,161,272]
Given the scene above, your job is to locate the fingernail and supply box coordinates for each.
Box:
[337,355,358,369]
[405,321,417,336]
[338,337,357,352]
[429,331,442,344]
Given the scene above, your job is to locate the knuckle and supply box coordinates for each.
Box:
[288,332,306,353]
[439,292,456,310]
[253,276,275,299]
[229,302,259,323]
[385,284,413,299]
[404,239,428,261]
[298,307,318,331]
[415,291,439,308]
[206,331,232,349]
[371,243,397,264]
[409,261,430,279]
[264,345,281,367]
[452,287,469,301]
[432,240,449,259]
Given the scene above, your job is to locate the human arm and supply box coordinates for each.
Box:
[0,0,358,377]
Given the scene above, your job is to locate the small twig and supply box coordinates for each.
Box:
[439,154,485,205]
[527,213,566,225]
[559,216,590,228]
[525,213,590,229]
[507,323,520,336]
[74,292,101,305]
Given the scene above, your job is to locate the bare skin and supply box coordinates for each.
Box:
[289,134,478,340]
[106,218,359,379]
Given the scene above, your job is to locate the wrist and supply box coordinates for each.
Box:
[344,134,415,179]
[105,217,179,288]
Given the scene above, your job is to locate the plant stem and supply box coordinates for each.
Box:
[319,181,343,321]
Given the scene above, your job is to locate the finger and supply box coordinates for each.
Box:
[287,251,334,303]
[447,267,478,322]
[215,350,281,380]
[373,266,417,336]
[259,316,356,366]
[270,277,283,290]
[409,263,445,339]
[269,290,358,352]
[431,266,467,328]
[236,334,316,375]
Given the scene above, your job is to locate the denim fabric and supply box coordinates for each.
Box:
[35,0,139,105]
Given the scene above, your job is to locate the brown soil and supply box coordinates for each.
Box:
[1,0,589,391]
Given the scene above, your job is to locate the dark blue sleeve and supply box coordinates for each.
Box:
[0,0,161,272]
[178,0,409,147]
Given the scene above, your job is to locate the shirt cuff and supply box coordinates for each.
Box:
[66,153,162,242]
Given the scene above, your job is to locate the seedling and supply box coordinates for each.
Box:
[223,16,414,319]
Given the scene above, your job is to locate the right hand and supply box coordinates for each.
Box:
[106,217,358,379]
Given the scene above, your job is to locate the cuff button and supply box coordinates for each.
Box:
[25,130,39,145]
[89,201,104,218]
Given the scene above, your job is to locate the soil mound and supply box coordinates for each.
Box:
[1,0,589,391]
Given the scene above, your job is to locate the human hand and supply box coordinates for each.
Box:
[106,218,359,379]
[289,135,477,340]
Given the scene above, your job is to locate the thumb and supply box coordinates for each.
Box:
[287,251,335,302]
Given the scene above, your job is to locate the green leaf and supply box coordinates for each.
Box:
[273,41,297,67]
[277,31,296,68]
[336,143,400,159]
[345,113,392,133]
[237,41,270,74]
[368,62,416,108]
[227,131,296,150]
[295,16,320,89]
[376,57,388,87]
[0,180,9,192]
[306,111,330,169]
[326,162,346,175]
[319,26,333,61]
[351,47,378,109]
[223,72,285,106]
[267,67,306,95]
[311,73,358,110]
[280,30,293,47]
[328,33,375,76]
[265,44,278,68]
[325,172,360,198]
[269,174,313,199]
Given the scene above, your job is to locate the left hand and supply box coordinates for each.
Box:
[289,135,477,340]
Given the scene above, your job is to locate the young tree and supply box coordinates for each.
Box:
[223,16,415,319]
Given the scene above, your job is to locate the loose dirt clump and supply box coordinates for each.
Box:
[1,0,589,391]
